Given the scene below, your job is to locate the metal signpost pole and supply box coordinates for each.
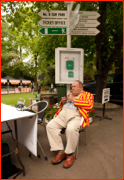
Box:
[67,2,71,95]
[67,3,71,48]
[65,1,73,95]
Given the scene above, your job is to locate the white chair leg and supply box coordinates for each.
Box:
[75,127,88,160]
[37,139,48,160]
[75,135,79,160]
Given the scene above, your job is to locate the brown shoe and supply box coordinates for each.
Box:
[51,152,66,164]
[63,155,76,168]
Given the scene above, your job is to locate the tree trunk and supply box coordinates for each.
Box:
[95,73,108,103]
[95,1,123,102]
[95,1,107,102]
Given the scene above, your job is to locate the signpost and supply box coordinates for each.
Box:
[69,3,80,33]
[38,3,100,36]
[38,10,67,18]
[38,1,101,94]
[69,14,80,33]
[71,27,100,35]
[76,19,100,27]
[39,28,66,35]
[38,19,67,27]
[78,11,100,19]
[64,1,74,16]
[70,4,80,23]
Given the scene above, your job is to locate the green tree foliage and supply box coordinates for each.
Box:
[1,22,19,77]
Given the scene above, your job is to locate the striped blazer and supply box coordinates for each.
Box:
[55,91,94,127]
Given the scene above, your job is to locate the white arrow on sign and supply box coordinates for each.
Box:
[38,19,67,27]
[38,10,67,19]
[79,11,100,19]
[69,14,80,33]
[70,4,80,24]
[76,19,100,28]
[71,28,100,36]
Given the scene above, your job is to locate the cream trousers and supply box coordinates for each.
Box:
[46,108,82,154]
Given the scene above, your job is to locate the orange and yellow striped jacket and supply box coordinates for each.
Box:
[55,91,94,127]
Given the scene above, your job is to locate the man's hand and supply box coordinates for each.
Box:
[67,94,75,102]
[61,97,67,105]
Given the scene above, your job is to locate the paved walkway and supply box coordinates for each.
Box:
[3,105,123,179]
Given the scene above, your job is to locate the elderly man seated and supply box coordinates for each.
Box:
[46,80,94,168]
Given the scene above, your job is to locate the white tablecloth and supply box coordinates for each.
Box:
[1,103,37,156]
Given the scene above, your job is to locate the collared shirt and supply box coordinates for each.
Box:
[63,94,79,110]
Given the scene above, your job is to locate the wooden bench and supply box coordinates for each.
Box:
[28,93,57,110]
[41,94,57,105]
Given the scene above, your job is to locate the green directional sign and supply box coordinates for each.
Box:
[39,28,66,35]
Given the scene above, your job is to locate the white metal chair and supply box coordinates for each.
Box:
[52,116,87,160]
[76,126,87,159]
[24,100,48,160]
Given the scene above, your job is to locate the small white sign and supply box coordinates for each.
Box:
[76,19,100,28]
[102,88,110,104]
[38,10,67,19]
[79,11,100,19]
[71,27,100,35]
[38,19,67,27]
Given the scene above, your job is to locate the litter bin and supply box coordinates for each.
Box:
[56,84,67,102]
[49,88,52,93]
[35,94,40,102]
[35,94,40,98]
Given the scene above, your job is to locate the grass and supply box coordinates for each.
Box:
[1,91,56,107]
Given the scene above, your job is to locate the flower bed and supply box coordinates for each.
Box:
[44,103,59,120]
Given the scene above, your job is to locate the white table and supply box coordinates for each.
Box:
[1,103,38,177]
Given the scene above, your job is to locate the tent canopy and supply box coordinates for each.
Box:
[4,76,20,83]
[1,78,7,83]
[1,76,31,84]
[18,77,31,84]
